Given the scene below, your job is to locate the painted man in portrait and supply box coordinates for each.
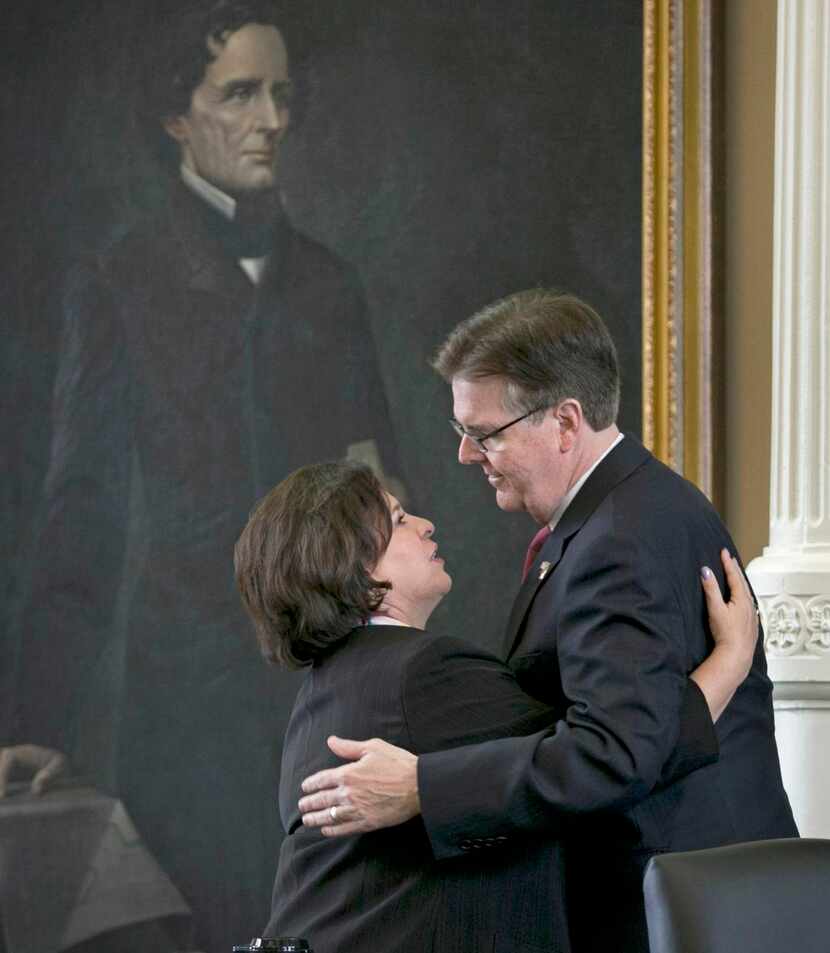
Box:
[2,2,399,950]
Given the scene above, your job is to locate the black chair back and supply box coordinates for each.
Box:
[644,838,829,953]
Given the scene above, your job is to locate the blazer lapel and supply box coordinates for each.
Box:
[502,435,651,660]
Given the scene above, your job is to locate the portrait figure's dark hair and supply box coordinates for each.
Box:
[234,461,392,669]
[432,289,620,430]
[139,0,301,166]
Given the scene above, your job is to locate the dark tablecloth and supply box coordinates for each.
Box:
[0,784,192,953]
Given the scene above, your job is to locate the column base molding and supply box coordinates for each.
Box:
[748,554,830,838]
[773,682,830,704]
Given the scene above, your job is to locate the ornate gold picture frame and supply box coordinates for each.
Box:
[643,0,723,504]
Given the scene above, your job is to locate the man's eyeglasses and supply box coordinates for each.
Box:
[449,404,548,453]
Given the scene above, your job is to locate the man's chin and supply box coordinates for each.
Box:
[228,171,280,199]
[494,486,524,513]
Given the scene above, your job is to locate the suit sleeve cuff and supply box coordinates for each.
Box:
[659,678,719,786]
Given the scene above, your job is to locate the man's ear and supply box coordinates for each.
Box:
[162,115,189,144]
[555,399,583,451]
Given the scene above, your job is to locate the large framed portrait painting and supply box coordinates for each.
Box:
[0,2,720,952]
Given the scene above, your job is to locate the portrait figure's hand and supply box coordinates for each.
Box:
[0,744,68,797]
[299,736,420,837]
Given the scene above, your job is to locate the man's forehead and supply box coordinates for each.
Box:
[202,22,289,82]
[451,375,508,423]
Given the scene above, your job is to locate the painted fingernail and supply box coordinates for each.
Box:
[701,566,713,580]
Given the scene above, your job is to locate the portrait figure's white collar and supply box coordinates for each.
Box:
[180,163,237,221]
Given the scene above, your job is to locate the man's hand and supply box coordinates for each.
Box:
[0,744,68,797]
[299,736,420,837]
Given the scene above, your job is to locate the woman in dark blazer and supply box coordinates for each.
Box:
[233,461,756,953]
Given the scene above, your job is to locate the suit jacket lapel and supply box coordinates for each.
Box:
[503,527,566,658]
[503,435,651,660]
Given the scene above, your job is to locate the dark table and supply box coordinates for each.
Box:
[0,783,194,953]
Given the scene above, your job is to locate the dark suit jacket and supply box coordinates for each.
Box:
[417,437,797,953]
[267,624,570,953]
[14,180,398,952]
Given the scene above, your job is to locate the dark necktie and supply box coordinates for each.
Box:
[522,525,552,582]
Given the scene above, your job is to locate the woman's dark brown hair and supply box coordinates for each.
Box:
[234,461,392,668]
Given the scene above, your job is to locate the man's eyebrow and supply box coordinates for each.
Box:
[454,417,494,436]
[218,77,260,91]
[219,78,292,90]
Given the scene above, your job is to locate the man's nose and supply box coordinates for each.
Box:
[458,433,485,465]
[257,93,289,132]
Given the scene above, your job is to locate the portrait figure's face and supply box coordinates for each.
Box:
[451,376,569,525]
[164,23,291,197]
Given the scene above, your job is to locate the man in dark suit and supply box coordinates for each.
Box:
[2,3,398,951]
[298,290,797,952]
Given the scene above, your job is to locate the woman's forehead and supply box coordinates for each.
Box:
[384,492,403,514]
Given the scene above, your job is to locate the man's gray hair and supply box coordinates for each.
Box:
[431,288,620,431]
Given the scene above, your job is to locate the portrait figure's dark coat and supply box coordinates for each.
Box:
[14,179,398,952]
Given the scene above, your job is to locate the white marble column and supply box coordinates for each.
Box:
[746,0,830,837]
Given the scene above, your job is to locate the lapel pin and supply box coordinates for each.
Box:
[538,561,552,581]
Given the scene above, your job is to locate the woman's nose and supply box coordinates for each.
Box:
[419,517,435,538]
